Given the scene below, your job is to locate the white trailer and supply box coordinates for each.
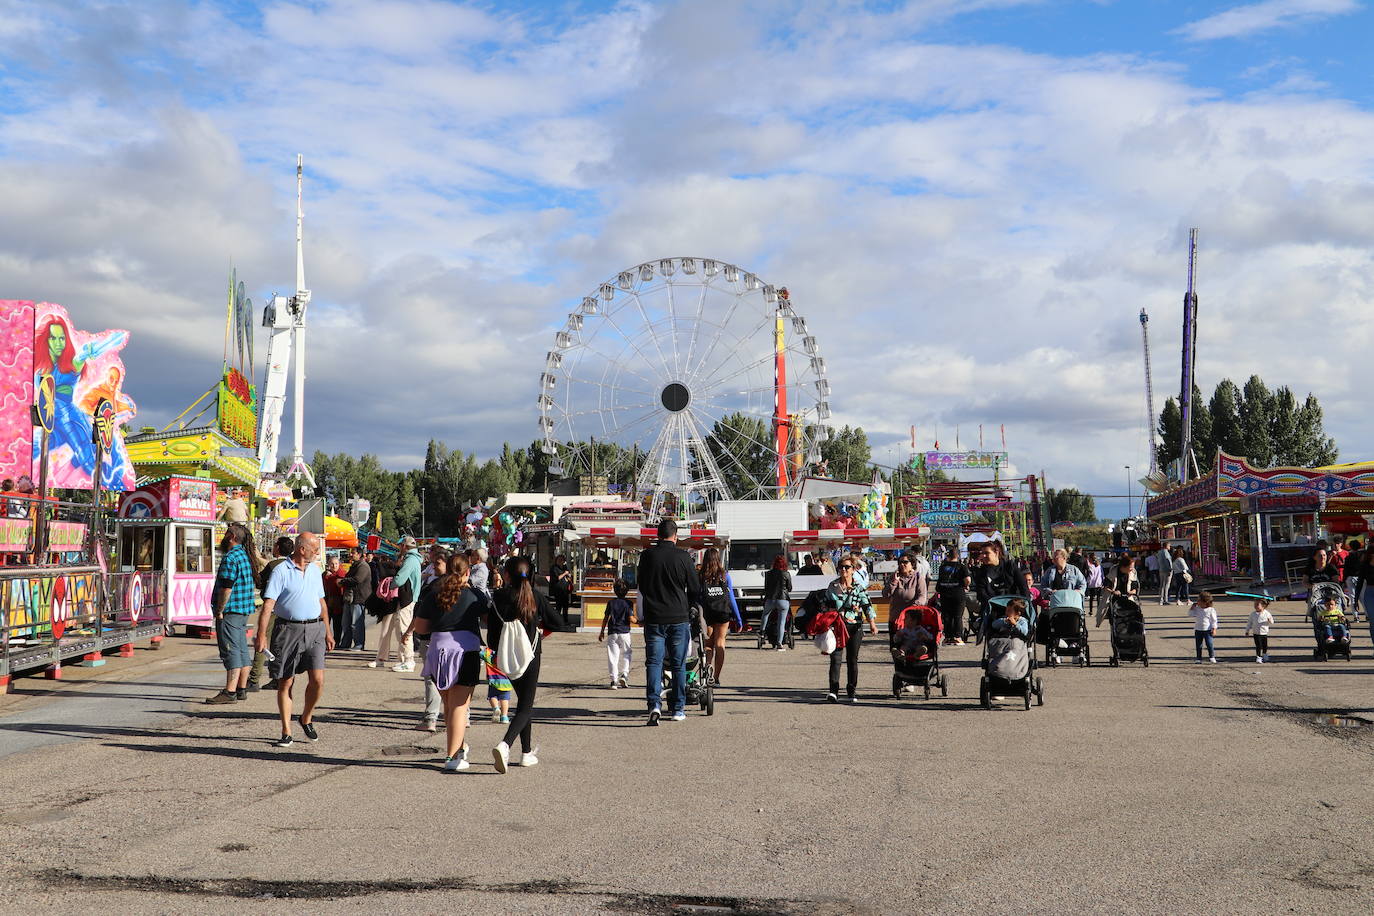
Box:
[713,499,810,611]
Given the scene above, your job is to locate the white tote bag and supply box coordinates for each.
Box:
[814,630,837,656]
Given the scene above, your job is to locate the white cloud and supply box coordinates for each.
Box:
[1176,0,1361,42]
[1,0,1373,513]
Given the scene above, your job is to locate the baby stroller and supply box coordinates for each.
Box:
[1105,594,1149,667]
[889,605,949,700]
[979,595,1045,710]
[963,592,983,643]
[662,607,717,714]
[1309,582,1353,662]
[756,599,797,650]
[1042,589,1090,668]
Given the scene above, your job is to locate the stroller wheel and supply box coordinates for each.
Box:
[940,676,949,698]
[1023,686,1031,710]
[1141,654,1148,667]
[979,678,991,709]
[1035,680,1045,706]
[924,684,931,700]
[704,686,715,716]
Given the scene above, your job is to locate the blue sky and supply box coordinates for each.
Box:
[1,0,1372,519]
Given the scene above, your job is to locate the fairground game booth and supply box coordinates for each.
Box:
[784,526,929,625]
[1147,451,1374,590]
[565,525,727,631]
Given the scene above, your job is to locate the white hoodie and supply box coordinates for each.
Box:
[1191,604,1218,631]
[1245,608,1273,636]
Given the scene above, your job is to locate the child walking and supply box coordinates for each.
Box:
[1244,596,1274,663]
[1191,591,1219,664]
[598,578,635,689]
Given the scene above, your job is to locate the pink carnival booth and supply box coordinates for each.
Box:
[116,476,219,627]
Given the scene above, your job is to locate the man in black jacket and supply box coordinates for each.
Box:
[636,518,700,725]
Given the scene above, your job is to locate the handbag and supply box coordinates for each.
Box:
[814,629,837,655]
[1182,572,1193,584]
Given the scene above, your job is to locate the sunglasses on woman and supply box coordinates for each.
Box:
[839,564,853,570]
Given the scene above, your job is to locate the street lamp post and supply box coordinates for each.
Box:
[1124,466,1132,519]
[421,487,426,539]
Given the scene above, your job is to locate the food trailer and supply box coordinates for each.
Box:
[784,526,929,626]
[116,475,219,628]
[564,525,728,631]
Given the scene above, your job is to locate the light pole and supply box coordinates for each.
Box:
[421,487,426,538]
[1124,466,1132,519]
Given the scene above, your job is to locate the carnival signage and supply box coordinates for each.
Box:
[968,500,1028,512]
[1240,494,1321,513]
[919,451,1008,470]
[169,477,217,521]
[2,570,99,638]
[217,367,258,448]
[919,511,973,526]
[921,499,970,512]
[1146,475,1218,518]
[92,397,116,450]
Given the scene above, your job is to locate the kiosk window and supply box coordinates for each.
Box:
[120,527,165,571]
[1267,514,1314,547]
[175,526,213,573]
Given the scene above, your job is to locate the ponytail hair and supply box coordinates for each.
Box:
[504,555,536,625]
[437,555,471,609]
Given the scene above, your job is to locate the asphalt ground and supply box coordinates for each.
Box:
[2,593,1374,915]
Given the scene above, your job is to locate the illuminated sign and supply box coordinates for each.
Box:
[921,499,969,512]
[968,500,1028,512]
[217,367,258,448]
[918,451,1008,470]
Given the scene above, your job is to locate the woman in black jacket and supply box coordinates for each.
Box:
[971,539,1029,613]
[488,555,570,774]
[761,554,793,650]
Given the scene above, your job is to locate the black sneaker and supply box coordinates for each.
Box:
[246,680,262,692]
[647,709,661,727]
[826,692,838,703]
[265,679,280,691]
[273,734,294,748]
[235,688,248,701]
[300,720,318,741]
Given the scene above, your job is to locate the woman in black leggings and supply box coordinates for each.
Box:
[488,555,569,773]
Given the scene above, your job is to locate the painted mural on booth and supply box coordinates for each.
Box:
[0,301,137,490]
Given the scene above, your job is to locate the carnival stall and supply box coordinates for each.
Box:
[116,475,219,628]
[784,526,929,625]
[563,525,727,631]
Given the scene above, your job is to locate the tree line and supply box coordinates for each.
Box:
[1156,375,1337,473]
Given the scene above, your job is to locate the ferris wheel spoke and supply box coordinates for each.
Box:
[568,339,661,392]
[666,280,682,377]
[693,351,775,397]
[598,309,672,388]
[682,288,748,391]
[685,309,773,391]
[596,403,664,442]
[626,289,677,381]
[559,373,655,400]
[685,406,768,499]
[682,281,710,371]
[562,400,658,419]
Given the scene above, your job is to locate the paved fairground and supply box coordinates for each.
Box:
[3,594,1374,916]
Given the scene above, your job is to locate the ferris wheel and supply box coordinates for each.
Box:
[538,257,833,519]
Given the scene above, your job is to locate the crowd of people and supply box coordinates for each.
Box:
[202,522,1374,772]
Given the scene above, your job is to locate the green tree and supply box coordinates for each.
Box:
[696,412,775,499]
[1295,394,1338,466]
[1240,376,1274,466]
[1046,487,1097,524]
[1209,379,1245,457]
[1156,397,1181,473]
[820,425,872,481]
[1269,386,1302,465]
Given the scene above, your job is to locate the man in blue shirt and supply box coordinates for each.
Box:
[255,532,333,747]
[205,523,260,705]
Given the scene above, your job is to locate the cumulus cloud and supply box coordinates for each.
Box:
[1,0,1372,515]
[1176,0,1361,42]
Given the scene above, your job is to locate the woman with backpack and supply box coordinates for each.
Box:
[413,554,490,772]
[489,555,570,774]
[697,547,743,685]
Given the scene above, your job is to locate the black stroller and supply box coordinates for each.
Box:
[1105,594,1149,667]
[979,595,1045,710]
[662,607,717,715]
[889,604,949,700]
[1042,589,1091,667]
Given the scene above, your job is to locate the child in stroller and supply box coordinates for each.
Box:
[979,596,1045,710]
[1310,583,1352,661]
[889,604,948,699]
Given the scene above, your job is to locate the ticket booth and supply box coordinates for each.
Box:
[117,476,219,628]
[565,526,728,631]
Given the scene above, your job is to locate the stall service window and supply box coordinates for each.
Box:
[1267,514,1315,547]
[175,526,214,573]
[120,527,165,571]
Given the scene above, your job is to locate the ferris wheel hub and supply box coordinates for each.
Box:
[660,382,691,413]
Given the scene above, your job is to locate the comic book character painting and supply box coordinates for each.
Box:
[0,301,136,491]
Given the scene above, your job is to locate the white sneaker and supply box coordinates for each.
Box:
[1256,655,1263,663]
[391,662,415,673]
[443,752,469,772]
[366,660,381,669]
[617,675,628,688]
[609,681,619,690]
[776,646,787,652]
[670,712,687,722]
[491,708,502,722]
[517,747,539,767]
[417,720,437,732]
[1210,657,1218,664]
[493,741,510,774]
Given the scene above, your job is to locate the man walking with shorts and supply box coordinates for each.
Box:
[635,518,700,725]
[256,532,333,747]
[205,523,259,704]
